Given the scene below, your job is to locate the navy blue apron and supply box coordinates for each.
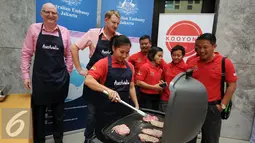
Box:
[32,24,70,105]
[95,56,132,142]
[82,31,112,103]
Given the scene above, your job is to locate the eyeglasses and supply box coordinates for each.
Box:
[42,10,58,16]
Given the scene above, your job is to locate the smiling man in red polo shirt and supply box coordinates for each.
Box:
[128,35,152,76]
[188,33,237,143]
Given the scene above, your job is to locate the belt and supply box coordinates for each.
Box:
[208,100,221,105]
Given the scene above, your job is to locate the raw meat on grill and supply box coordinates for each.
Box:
[141,128,162,138]
[142,115,159,122]
[112,124,130,136]
[138,133,160,143]
[150,120,164,128]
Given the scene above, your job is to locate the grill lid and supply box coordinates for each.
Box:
[162,69,208,143]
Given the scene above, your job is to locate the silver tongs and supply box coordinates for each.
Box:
[103,90,148,117]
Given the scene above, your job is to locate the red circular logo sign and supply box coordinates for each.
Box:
[165,20,203,57]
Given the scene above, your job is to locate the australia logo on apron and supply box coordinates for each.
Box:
[42,44,59,50]
[114,79,130,86]
[101,49,112,55]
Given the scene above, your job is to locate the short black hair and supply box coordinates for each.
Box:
[196,33,216,45]
[111,35,131,48]
[147,46,163,61]
[171,45,186,56]
[139,35,151,42]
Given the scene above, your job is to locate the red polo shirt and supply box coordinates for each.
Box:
[88,56,135,85]
[161,60,188,101]
[128,51,149,76]
[186,54,199,64]
[188,53,238,102]
[136,61,163,94]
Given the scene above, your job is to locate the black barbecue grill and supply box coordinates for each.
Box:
[102,108,165,143]
[99,70,208,143]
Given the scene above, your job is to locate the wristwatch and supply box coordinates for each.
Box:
[221,103,226,110]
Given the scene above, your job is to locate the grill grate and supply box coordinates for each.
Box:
[102,109,165,143]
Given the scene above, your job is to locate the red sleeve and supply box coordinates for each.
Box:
[225,58,238,82]
[88,58,108,83]
[128,54,135,65]
[135,64,148,81]
[128,62,135,82]
[187,58,197,69]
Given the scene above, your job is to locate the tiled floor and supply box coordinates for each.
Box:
[46,131,249,143]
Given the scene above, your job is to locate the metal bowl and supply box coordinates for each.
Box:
[0,94,8,102]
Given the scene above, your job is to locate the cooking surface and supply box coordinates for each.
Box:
[102,109,164,143]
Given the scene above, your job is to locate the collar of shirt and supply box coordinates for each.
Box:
[42,24,58,32]
[147,60,160,70]
[139,51,147,56]
[198,52,220,64]
[137,51,148,61]
[170,59,186,69]
[100,27,118,40]
[111,56,125,65]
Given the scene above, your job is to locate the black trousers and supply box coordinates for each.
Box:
[83,85,99,142]
[139,92,160,110]
[32,102,65,143]
[84,102,96,140]
[159,100,168,112]
[188,104,222,143]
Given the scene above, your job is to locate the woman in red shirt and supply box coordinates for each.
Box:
[136,47,164,110]
[160,45,188,112]
[84,35,139,142]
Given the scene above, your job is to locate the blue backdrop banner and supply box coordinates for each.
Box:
[36,0,97,32]
[101,0,154,37]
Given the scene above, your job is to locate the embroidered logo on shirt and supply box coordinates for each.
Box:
[42,44,59,50]
[137,71,142,76]
[192,65,198,71]
[137,58,142,63]
[114,80,130,86]
[150,71,154,76]
[91,66,96,70]
[101,49,111,55]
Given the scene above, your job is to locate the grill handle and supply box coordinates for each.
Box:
[102,90,148,117]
